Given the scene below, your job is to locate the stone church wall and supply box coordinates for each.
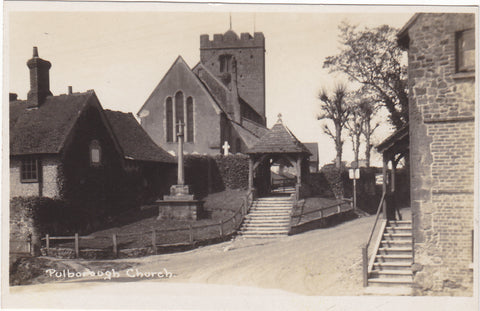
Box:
[407,13,475,295]
[200,32,266,119]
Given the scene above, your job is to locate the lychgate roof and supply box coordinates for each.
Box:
[246,119,311,155]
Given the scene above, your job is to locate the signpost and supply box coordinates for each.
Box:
[349,162,360,210]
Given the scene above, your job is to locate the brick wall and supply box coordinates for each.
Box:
[406,13,475,295]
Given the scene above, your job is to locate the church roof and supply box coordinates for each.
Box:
[246,119,311,155]
[10,91,96,155]
[104,110,176,163]
[304,143,319,162]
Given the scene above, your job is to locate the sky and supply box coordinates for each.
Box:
[5,2,416,167]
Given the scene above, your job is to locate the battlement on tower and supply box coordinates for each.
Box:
[200,31,265,49]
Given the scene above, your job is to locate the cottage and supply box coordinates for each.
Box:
[10,47,176,218]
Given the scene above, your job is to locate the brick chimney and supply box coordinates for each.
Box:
[27,47,52,107]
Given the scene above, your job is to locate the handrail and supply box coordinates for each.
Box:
[362,191,386,287]
[365,191,386,249]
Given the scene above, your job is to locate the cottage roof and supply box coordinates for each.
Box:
[10,91,96,155]
[104,110,176,163]
[246,120,311,155]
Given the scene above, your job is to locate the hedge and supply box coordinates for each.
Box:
[185,154,249,198]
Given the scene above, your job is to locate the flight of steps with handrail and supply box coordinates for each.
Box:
[367,220,413,289]
[238,196,293,238]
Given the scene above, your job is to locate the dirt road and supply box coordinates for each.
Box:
[133,214,369,296]
[8,210,477,310]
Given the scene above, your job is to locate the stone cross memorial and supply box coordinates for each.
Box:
[156,121,203,220]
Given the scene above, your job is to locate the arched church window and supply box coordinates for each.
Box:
[90,140,101,166]
[166,97,173,142]
[186,96,194,142]
[175,91,184,142]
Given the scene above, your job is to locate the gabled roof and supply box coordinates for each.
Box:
[229,121,261,149]
[10,91,95,155]
[192,63,229,112]
[304,143,319,162]
[397,13,420,49]
[104,110,176,163]
[376,124,409,155]
[246,120,311,155]
[241,118,269,138]
[138,56,222,117]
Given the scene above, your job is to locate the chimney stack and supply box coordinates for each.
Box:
[27,47,52,107]
[9,93,18,101]
[68,86,73,95]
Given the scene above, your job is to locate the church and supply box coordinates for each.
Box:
[137,29,269,155]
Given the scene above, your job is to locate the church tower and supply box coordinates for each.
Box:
[200,30,266,125]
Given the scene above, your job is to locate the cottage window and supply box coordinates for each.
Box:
[21,157,39,182]
[186,96,194,142]
[456,29,475,72]
[90,140,101,166]
[166,97,173,142]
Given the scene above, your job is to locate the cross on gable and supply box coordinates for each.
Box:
[222,141,231,156]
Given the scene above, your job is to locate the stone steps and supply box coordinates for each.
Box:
[367,219,413,289]
[239,196,293,238]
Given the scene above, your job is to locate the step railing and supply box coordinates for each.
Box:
[362,191,386,287]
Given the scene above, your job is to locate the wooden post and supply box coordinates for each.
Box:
[248,157,254,192]
[74,233,79,258]
[382,154,388,219]
[46,234,50,252]
[189,224,194,245]
[391,157,396,193]
[362,246,369,287]
[219,220,224,238]
[112,234,118,258]
[152,229,157,255]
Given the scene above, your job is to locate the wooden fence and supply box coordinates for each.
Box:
[42,191,255,258]
[290,198,353,228]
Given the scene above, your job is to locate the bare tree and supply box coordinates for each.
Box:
[323,22,408,130]
[317,84,350,169]
[346,104,363,166]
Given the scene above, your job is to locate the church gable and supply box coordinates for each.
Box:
[138,56,224,155]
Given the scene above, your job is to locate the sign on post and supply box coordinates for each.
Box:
[349,168,360,211]
[349,168,360,180]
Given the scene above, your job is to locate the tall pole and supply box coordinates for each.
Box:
[177,121,185,185]
[353,176,357,210]
[382,154,388,219]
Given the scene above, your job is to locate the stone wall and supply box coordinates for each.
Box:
[406,13,475,295]
[10,155,60,198]
[200,31,266,120]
